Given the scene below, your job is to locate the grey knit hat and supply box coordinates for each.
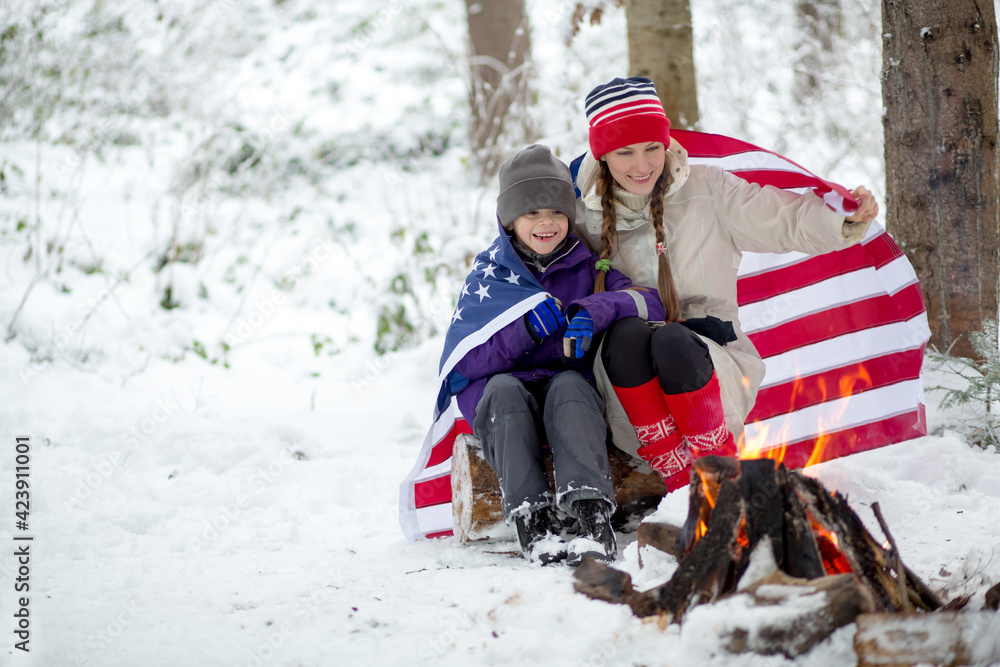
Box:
[496,145,577,229]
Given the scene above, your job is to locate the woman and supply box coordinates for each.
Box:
[574,77,880,491]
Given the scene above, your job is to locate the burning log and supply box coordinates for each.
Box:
[775,466,827,580]
[739,459,784,560]
[789,471,942,611]
[653,469,746,621]
[675,455,741,555]
[575,456,944,626]
[650,457,839,622]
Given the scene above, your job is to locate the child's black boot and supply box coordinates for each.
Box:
[514,505,567,564]
[566,498,616,566]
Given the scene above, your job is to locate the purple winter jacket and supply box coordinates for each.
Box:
[454,234,665,425]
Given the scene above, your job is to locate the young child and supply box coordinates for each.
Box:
[445,145,665,564]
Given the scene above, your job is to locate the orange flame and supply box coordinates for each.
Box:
[742,420,787,464]
[807,511,853,575]
[689,467,753,553]
[694,519,707,544]
[692,472,719,544]
[806,364,874,468]
[745,361,876,471]
[701,474,718,510]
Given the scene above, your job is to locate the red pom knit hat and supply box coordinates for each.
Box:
[586,77,670,159]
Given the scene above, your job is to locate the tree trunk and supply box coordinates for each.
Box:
[623,0,698,130]
[882,0,999,359]
[794,0,841,102]
[465,0,532,182]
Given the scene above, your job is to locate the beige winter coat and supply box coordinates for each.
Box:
[574,138,872,457]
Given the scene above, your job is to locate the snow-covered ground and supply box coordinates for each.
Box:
[2,0,998,665]
[2,338,1000,667]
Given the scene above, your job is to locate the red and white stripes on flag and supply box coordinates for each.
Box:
[737,221,928,467]
[398,130,929,541]
[675,130,929,467]
[399,401,472,541]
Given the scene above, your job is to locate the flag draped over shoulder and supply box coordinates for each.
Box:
[398,223,547,542]
[398,130,929,542]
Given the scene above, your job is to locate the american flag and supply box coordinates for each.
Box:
[398,223,549,541]
[398,130,929,541]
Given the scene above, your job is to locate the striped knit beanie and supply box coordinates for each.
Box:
[586,77,670,159]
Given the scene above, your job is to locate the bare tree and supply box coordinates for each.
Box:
[465,0,533,182]
[882,0,999,358]
[794,0,841,102]
[623,0,698,129]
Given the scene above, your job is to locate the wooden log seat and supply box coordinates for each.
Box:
[450,433,669,543]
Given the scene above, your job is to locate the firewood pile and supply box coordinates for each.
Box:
[573,456,1000,664]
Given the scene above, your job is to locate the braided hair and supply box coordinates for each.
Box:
[593,160,681,322]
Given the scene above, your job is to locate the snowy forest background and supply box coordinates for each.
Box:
[1,1,998,666]
[0,0,886,368]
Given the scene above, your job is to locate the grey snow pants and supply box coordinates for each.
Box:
[472,371,615,519]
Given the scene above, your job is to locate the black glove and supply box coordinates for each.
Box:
[679,315,737,346]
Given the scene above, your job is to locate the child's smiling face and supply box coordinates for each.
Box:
[510,209,569,255]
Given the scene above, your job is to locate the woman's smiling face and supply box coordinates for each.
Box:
[602,141,666,196]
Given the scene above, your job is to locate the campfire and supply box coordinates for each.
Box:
[574,456,1000,662]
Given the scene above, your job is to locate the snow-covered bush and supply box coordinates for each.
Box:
[1,0,886,377]
[931,319,1000,451]
[1,0,474,370]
